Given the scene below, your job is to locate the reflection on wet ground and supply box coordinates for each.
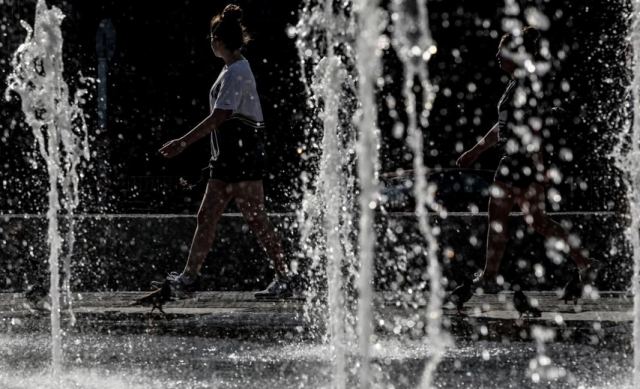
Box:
[0,333,632,389]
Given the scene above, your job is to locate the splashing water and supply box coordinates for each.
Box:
[527,326,574,384]
[389,1,450,388]
[352,0,384,387]
[295,0,387,386]
[617,1,640,385]
[296,1,359,386]
[5,0,90,377]
[311,54,350,388]
[295,0,449,386]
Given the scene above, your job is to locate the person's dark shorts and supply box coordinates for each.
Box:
[209,117,267,183]
[494,154,543,189]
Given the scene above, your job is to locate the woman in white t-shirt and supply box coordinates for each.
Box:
[158,4,294,298]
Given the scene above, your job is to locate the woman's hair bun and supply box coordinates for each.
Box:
[210,4,250,50]
[222,4,243,22]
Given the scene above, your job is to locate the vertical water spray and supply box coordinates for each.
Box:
[617,0,640,384]
[60,127,87,327]
[314,57,348,386]
[307,13,351,384]
[5,0,90,377]
[353,0,383,387]
[295,1,360,386]
[389,1,448,387]
[296,1,441,386]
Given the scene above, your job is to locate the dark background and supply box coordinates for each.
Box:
[0,0,630,214]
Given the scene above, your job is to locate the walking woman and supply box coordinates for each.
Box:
[158,4,294,298]
[453,27,599,306]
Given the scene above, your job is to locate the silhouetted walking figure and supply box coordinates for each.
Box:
[157,5,296,299]
[452,26,600,309]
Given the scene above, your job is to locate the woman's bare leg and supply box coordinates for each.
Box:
[182,179,234,278]
[479,181,516,281]
[516,183,589,269]
[232,180,287,276]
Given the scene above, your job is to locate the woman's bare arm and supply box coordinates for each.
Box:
[180,108,233,147]
[470,122,500,154]
[159,109,233,158]
[456,122,500,167]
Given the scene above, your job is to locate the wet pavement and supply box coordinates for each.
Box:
[0,291,635,388]
[0,332,633,389]
[0,290,633,343]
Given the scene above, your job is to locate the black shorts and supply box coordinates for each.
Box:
[494,154,543,189]
[209,117,267,183]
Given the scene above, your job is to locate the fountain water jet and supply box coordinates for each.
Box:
[617,1,640,385]
[296,1,360,386]
[307,46,353,389]
[389,1,450,387]
[5,0,90,377]
[351,0,386,387]
[296,0,450,386]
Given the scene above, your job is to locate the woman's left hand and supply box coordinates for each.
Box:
[159,139,187,158]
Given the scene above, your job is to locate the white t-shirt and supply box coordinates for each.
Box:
[209,58,264,122]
